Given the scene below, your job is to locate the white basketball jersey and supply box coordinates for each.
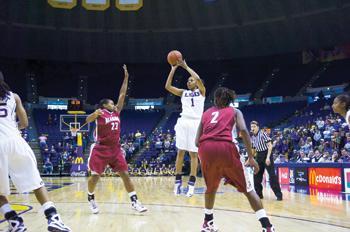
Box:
[180,89,205,120]
[0,92,20,139]
[229,103,238,139]
[346,109,350,127]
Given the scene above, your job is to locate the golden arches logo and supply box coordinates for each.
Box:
[75,157,84,164]
[309,169,317,186]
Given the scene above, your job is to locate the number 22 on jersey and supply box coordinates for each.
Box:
[111,122,119,131]
[210,111,219,124]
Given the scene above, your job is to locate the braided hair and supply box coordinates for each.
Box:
[214,87,236,108]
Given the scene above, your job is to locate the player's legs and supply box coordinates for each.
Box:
[265,157,283,200]
[243,190,275,231]
[254,159,266,199]
[174,149,186,195]
[111,149,147,213]
[187,151,198,197]
[88,174,100,193]
[87,144,107,214]
[7,138,70,231]
[198,141,222,232]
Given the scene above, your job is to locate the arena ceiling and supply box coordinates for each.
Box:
[0,0,350,63]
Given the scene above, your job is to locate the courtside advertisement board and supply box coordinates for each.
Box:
[309,168,342,191]
[344,168,350,193]
[278,167,289,185]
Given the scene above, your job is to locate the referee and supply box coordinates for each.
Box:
[250,121,283,201]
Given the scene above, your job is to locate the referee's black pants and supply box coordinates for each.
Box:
[254,151,282,199]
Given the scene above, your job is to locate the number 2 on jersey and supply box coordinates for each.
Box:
[210,111,219,124]
[111,122,118,131]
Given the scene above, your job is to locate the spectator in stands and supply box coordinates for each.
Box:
[56,142,63,153]
[44,158,53,174]
[63,132,71,145]
[47,113,52,125]
[38,134,47,148]
[344,136,350,152]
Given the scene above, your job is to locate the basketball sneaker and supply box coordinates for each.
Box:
[174,180,182,196]
[262,226,275,232]
[201,220,219,232]
[88,199,99,214]
[7,217,27,232]
[131,200,147,213]
[47,214,71,232]
[186,185,195,197]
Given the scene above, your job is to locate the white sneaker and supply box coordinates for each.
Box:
[201,220,219,232]
[174,182,182,196]
[132,200,147,213]
[48,214,71,232]
[186,185,195,197]
[89,200,99,214]
[7,217,27,232]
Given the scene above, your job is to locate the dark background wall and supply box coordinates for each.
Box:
[1,0,350,63]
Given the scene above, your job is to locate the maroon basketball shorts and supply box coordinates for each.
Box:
[88,143,128,175]
[198,140,253,194]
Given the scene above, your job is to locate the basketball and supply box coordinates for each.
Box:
[167,50,183,65]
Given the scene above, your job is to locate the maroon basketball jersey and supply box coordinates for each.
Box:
[94,109,121,146]
[199,106,235,143]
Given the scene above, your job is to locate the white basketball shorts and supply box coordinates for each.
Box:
[0,137,44,196]
[174,117,201,153]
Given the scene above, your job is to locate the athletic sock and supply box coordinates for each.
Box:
[88,192,95,201]
[188,175,196,186]
[256,209,272,228]
[204,208,214,222]
[175,174,182,184]
[128,191,138,203]
[0,203,12,216]
[42,202,57,220]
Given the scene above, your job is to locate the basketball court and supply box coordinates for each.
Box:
[1,177,349,231]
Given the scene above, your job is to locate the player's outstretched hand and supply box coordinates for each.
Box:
[245,157,260,174]
[95,109,103,117]
[123,64,129,78]
[178,59,188,69]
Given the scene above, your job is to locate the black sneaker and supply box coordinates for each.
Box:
[276,196,283,201]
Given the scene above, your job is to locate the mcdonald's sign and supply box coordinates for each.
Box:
[308,168,341,191]
[74,157,84,164]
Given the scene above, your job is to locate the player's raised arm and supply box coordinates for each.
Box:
[14,93,28,129]
[86,109,103,123]
[165,64,185,97]
[116,64,129,112]
[235,108,259,174]
[179,60,206,96]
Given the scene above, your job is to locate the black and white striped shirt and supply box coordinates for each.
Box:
[251,130,271,152]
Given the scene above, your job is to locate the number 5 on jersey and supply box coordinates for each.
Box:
[210,111,219,124]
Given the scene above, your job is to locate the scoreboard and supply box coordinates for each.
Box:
[67,99,85,114]
[48,0,143,11]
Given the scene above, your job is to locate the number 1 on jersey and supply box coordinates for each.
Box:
[191,98,195,107]
[210,111,219,124]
